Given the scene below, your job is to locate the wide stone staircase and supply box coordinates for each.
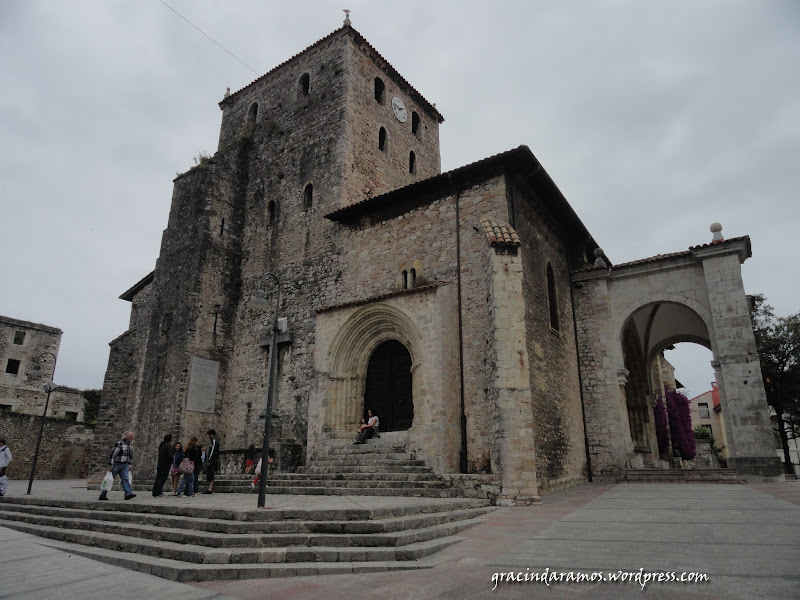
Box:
[211,438,466,498]
[0,494,494,581]
[0,438,495,581]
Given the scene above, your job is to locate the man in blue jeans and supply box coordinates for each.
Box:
[99,431,136,501]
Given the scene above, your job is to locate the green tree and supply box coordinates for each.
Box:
[81,389,102,425]
[749,294,800,473]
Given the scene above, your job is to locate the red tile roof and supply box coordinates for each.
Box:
[480,217,520,248]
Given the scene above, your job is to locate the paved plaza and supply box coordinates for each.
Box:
[1,479,799,599]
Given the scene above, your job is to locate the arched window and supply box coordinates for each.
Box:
[299,73,310,96]
[411,111,420,135]
[374,77,385,103]
[267,200,276,225]
[408,151,416,174]
[410,268,416,287]
[402,270,408,290]
[379,127,387,151]
[247,102,258,124]
[547,263,559,331]
[303,183,313,210]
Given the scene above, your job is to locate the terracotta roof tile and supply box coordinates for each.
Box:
[480,217,520,248]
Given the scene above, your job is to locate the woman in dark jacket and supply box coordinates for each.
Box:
[151,434,173,497]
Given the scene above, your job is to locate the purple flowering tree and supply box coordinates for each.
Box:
[666,390,696,460]
[653,397,671,456]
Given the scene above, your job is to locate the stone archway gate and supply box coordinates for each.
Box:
[572,234,784,482]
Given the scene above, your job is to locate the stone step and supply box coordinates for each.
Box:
[216,479,450,490]
[330,444,415,459]
[220,472,440,482]
[0,500,492,535]
[324,446,417,462]
[300,458,429,467]
[30,536,447,582]
[298,465,433,474]
[0,507,487,549]
[0,495,487,521]
[230,485,462,498]
[625,469,743,483]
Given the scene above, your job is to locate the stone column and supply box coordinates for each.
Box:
[487,246,539,506]
[694,243,783,481]
[572,275,634,477]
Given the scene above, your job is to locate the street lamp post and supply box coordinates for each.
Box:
[250,272,282,508]
[27,351,58,495]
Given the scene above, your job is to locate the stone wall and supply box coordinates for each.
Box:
[509,178,588,492]
[0,410,94,480]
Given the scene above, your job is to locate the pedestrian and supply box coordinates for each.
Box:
[151,434,173,497]
[0,438,12,497]
[203,429,219,494]
[176,436,201,497]
[250,448,274,491]
[244,444,256,474]
[169,441,184,495]
[194,446,206,494]
[98,431,136,501]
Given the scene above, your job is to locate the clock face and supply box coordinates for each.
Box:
[391,96,408,123]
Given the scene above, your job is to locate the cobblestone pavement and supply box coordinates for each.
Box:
[2,479,799,599]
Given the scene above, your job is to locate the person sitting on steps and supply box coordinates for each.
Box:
[354,409,379,444]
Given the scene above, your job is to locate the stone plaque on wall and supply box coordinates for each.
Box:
[187,357,219,413]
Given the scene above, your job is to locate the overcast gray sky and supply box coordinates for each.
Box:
[1,1,798,399]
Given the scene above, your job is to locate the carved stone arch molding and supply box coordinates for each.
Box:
[325,303,423,434]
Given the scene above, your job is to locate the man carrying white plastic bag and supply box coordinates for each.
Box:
[98,431,136,501]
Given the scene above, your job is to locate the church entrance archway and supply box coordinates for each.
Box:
[364,340,413,431]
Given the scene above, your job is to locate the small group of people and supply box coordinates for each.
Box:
[152,434,202,497]
[152,429,220,496]
[97,428,221,501]
[354,409,379,444]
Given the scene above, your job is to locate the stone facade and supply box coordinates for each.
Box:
[91,24,782,502]
[0,316,84,420]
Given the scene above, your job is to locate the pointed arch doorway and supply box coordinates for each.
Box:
[364,340,414,431]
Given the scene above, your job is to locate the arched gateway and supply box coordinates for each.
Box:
[572,233,783,481]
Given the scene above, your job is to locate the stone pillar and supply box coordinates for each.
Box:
[487,246,539,505]
[573,276,633,477]
[694,244,784,481]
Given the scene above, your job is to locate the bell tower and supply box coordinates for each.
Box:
[216,23,443,212]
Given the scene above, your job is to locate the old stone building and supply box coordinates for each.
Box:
[0,315,85,421]
[90,23,782,504]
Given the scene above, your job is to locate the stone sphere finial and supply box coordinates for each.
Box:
[593,247,608,268]
[710,222,724,243]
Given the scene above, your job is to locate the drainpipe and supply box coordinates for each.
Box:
[568,252,593,482]
[448,173,468,474]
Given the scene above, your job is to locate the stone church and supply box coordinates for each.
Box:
[90,22,782,505]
